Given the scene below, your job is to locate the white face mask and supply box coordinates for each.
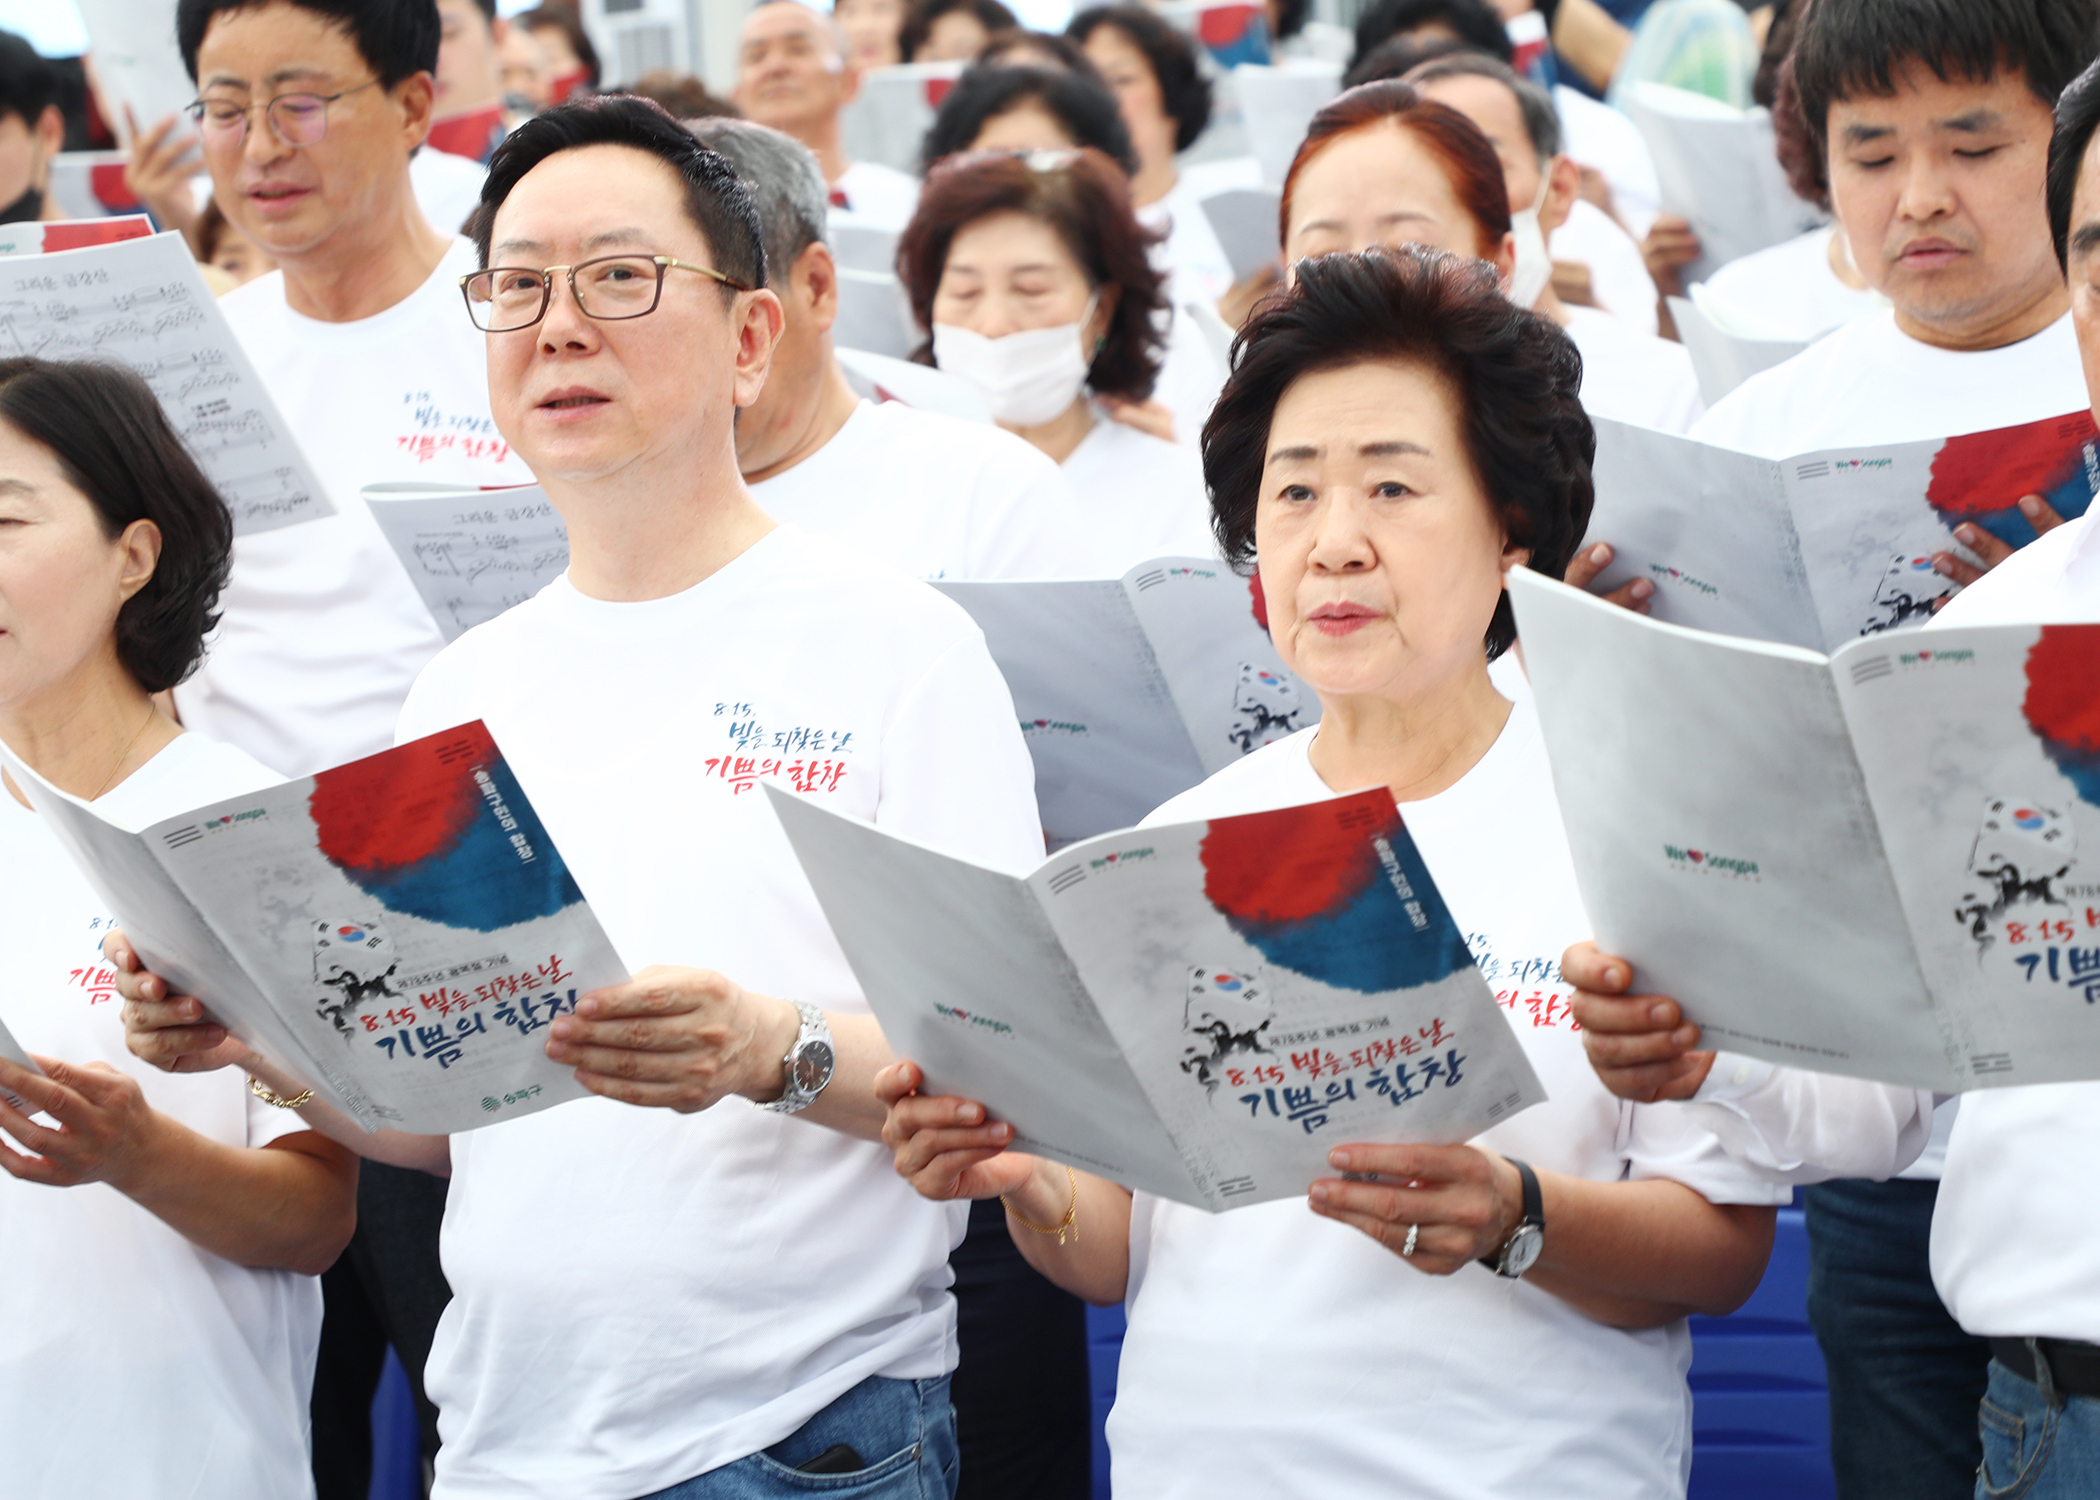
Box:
[931,297,1098,427]
[1505,169,1554,311]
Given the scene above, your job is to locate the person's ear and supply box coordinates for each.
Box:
[1540,154,1580,237]
[1086,283,1120,350]
[733,287,788,408]
[114,519,163,604]
[798,240,839,336]
[1501,541,1533,573]
[395,70,438,148]
[1487,231,1517,285]
[32,103,63,163]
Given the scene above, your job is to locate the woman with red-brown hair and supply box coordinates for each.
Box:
[1281,78,1702,434]
[898,146,1217,575]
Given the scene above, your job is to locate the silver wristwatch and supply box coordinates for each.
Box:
[762,1002,836,1115]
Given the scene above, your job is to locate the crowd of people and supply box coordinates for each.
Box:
[0,0,2096,1497]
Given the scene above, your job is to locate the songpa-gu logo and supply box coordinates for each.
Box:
[1663,843,1761,879]
[202,807,269,834]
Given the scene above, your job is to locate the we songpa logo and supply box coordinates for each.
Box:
[1089,845,1156,872]
[933,1002,1014,1037]
[1021,717,1089,737]
[1664,843,1761,879]
[1897,647,1976,668]
[201,807,269,834]
[1833,456,1895,472]
[1648,563,1720,597]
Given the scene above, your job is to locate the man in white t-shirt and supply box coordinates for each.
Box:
[732,0,920,232]
[127,94,1044,1498]
[691,116,1078,582]
[1569,50,2100,1499]
[1404,53,1701,433]
[167,0,533,1480]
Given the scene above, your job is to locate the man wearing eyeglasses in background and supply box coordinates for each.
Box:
[166,0,529,1491]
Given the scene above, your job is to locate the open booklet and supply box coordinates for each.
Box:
[1584,409,2098,652]
[365,482,569,642]
[934,559,1318,847]
[1665,291,1808,407]
[765,784,1544,1210]
[5,724,627,1134]
[0,230,330,533]
[0,1012,43,1112]
[1510,567,2100,1093]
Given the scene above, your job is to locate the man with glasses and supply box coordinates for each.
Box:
[122,94,1041,1499]
[169,1,530,1491]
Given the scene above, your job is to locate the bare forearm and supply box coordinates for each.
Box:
[114,1117,357,1275]
[746,1011,893,1143]
[1553,0,1633,90]
[244,1052,451,1174]
[1001,1159,1132,1305]
[1527,1175,1775,1328]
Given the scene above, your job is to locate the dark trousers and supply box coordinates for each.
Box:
[950,1199,1092,1500]
[311,1163,454,1500]
[1805,1178,1992,1500]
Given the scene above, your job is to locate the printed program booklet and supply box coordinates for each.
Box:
[1583,410,2097,652]
[1511,567,2100,1092]
[935,559,1319,847]
[6,723,626,1133]
[767,783,1544,1210]
[365,482,569,642]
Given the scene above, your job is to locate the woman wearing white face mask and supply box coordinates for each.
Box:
[899,148,1219,576]
[1282,81,1703,436]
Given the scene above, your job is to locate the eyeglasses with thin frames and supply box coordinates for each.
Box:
[460,256,753,333]
[187,78,384,150]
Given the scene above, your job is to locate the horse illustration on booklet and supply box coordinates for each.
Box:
[1229,661,1305,754]
[1180,965,1273,1091]
[313,917,402,1035]
[1866,552,1945,635]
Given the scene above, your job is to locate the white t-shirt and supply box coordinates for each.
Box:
[1925,505,2100,1340]
[1556,197,1661,337]
[1153,302,1229,451]
[1138,162,1256,310]
[1109,702,1787,1499]
[832,158,922,232]
[0,733,320,1500]
[177,239,534,778]
[1557,84,1662,238]
[1565,304,1704,434]
[1692,309,2086,458]
[1053,412,1220,575]
[398,524,1045,1499]
[1699,226,1884,343]
[412,146,489,238]
[747,396,1078,580]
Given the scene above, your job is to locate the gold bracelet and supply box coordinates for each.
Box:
[1002,1163,1079,1247]
[248,1075,315,1110]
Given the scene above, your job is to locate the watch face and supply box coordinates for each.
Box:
[791,1039,836,1095]
[1504,1223,1545,1278]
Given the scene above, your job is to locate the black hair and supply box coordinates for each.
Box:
[2049,54,2100,270]
[1405,50,1562,161]
[178,0,440,86]
[1350,0,1510,74]
[1203,247,1592,660]
[0,31,60,131]
[474,94,767,289]
[0,359,232,693]
[975,28,1103,82]
[900,0,1019,63]
[1272,0,1311,43]
[1343,32,1475,89]
[516,6,600,88]
[1794,0,2100,152]
[920,63,1138,177]
[1067,5,1213,153]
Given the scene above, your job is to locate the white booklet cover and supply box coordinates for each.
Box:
[6,723,627,1133]
[365,482,569,642]
[767,783,1544,1210]
[1584,410,2098,652]
[0,231,331,533]
[0,1012,43,1112]
[935,559,1318,847]
[1511,567,2100,1092]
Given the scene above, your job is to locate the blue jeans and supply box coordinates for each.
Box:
[1978,1356,2100,1498]
[638,1375,959,1500]
[1804,1179,1992,1499]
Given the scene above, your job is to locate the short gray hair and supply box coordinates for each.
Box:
[1404,53,1561,167]
[686,117,832,282]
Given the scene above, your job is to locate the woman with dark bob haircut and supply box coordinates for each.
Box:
[877,249,1785,1498]
[899,147,1216,573]
[919,62,1139,177]
[0,357,356,1495]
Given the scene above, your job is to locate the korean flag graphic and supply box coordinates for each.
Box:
[311,917,401,1036]
[1184,965,1271,1039]
[1229,661,1304,754]
[1971,797,2077,880]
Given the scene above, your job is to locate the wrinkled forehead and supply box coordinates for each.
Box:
[490,145,709,263]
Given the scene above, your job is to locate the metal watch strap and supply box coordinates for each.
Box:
[761,1002,834,1115]
[1479,1157,1545,1277]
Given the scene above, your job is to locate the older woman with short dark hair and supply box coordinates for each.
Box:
[0,357,356,1497]
[899,146,1216,573]
[877,248,1784,1498]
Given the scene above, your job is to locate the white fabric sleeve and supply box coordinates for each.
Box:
[1619,1096,1793,1207]
[1672,1052,1936,1184]
[968,445,1085,583]
[873,631,1046,873]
